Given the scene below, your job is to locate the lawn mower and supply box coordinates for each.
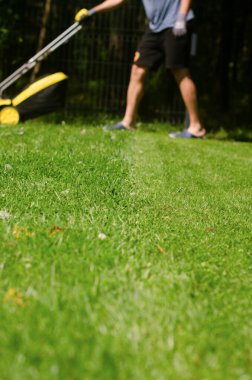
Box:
[0,20,85,125]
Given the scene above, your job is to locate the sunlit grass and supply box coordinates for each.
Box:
[0,121,251,380]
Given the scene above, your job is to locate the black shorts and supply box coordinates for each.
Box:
[133,21,195,69]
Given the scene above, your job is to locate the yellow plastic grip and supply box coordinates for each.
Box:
[75,9,89,22]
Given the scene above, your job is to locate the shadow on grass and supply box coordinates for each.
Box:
[207,128,252,143]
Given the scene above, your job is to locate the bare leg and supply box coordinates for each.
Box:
[121,64,149,128]
[172,67,206,137]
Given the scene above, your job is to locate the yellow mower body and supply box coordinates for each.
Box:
[0,21,84,126]
[0,72,68,126]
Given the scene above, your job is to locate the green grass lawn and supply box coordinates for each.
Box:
[0,120,251,380]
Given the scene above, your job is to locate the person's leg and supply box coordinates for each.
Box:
[103,64,149,131]
[104,28,160,131]
[171,67,205,137]
[121,64,149,128]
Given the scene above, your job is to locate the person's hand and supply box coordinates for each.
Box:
[172,14,187,36]
[75,8,89,23]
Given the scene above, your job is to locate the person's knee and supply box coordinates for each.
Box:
[131,64,148,83]
[172,67,190,83]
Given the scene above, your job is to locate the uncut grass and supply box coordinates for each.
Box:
[0,122,251,380]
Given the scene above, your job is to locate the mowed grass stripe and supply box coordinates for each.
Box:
[123,133,251,254]
[0,122,251,380]
[119,132,252,379]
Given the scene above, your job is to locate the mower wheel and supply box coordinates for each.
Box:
[0,106,20,125]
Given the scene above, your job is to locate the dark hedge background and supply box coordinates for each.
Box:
[0,0,251,130]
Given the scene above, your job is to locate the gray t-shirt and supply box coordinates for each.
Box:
[141,0,194,32]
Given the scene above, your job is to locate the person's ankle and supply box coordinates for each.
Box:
[122,119,135,129]
[188,122,205,134]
